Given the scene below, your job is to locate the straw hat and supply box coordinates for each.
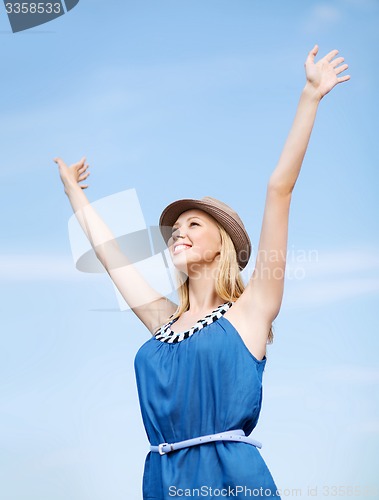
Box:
[159,196,251,270]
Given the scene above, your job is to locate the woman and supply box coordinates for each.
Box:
[54,45,350,499]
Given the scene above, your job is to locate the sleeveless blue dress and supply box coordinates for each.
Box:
[134,303,281,499]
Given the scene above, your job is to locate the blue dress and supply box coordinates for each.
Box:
[134,303,281,499]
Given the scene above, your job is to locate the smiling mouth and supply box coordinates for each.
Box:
[173,244,192,255]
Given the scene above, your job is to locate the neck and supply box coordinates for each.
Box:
[186,263,224,315]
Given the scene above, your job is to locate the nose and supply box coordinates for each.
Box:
[171,226,186,242]
[173,231,184,241]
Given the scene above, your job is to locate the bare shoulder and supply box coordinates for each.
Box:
[223,297,272,361]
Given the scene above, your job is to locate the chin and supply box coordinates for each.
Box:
[171,254,190,274]
[171,252,204,274]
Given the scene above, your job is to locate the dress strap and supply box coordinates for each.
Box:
[154,302,233,343]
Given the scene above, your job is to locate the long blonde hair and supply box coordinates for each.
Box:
[169,222,274,344]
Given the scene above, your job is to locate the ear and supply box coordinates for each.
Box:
[216,242,222,257]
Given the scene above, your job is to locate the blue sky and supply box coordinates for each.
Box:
[1,0,378,498]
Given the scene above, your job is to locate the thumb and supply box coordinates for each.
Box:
[53,157,66,169]
[306,44,319,64]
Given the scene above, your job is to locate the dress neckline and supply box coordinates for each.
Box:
[154,302,233,344]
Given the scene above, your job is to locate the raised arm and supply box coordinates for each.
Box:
[54,156,177,333]
[230,46,350,352]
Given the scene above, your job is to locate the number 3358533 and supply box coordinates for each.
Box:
[5,3,62,14]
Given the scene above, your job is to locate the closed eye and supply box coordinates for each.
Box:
[171,220,200,236]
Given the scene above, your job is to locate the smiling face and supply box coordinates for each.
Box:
[168,209,222,274]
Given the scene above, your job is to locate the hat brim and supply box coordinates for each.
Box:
[159,199,251,270]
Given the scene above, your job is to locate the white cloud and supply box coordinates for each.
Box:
[0,51,280,181]
[0,46,302,151]
[320,365,379,384]
[272,246,379,307]
[302,4,342,34]
[0,53,262,137]
[345,419,379,434]
[284,277,379,308]
[0,254,83,281]
[2,247,379,314]
[242,246,379,307]
[343,0,378,8]
[285,247,379,277]
[313,4,342,22]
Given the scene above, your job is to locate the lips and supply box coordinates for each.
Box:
[173,244,192,255]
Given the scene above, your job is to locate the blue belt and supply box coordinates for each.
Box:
[150,429,262,455]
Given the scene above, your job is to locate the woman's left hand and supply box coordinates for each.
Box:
[305,44,350,100]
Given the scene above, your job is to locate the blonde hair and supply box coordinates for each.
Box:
[168,222,274,344]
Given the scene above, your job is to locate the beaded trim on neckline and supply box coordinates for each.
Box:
[154,302,233,344]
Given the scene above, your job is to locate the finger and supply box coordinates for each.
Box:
[331,56,344,68]
[78,163,89,174]
[78,171,90,181]
[81,184,89,189]
[72,156,86,169]
[337,75,351,83]
[335,63,349,75]
[325,49,339,62]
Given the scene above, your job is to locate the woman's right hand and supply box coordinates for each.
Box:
[53,156,90,193]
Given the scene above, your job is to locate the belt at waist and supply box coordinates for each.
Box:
[150,429,262,455]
